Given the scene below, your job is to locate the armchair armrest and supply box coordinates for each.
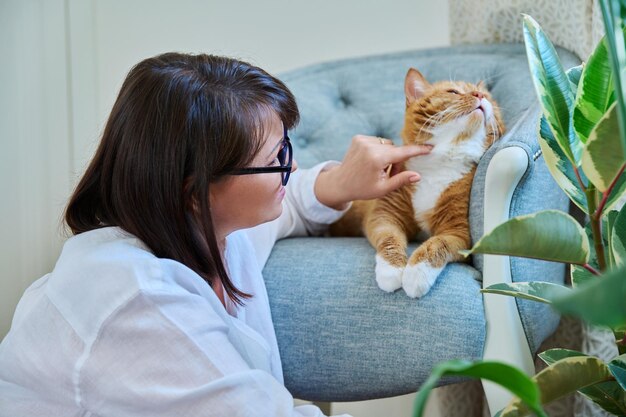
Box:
[481,145,535,414]
[474,104,570,415]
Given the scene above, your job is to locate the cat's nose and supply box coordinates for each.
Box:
[471,91,484,99]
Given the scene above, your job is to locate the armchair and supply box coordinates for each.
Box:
[262,44,580,415]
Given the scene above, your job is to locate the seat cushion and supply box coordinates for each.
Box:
[264,238,484,401]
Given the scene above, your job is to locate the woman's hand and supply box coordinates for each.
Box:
[314,135,432,210]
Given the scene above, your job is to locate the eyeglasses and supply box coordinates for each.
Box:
[232,127,293,186]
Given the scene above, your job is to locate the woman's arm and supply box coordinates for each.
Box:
[244,135,431,269]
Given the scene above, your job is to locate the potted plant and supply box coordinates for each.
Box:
[413,1,626,416]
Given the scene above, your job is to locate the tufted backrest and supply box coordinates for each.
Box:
[279,44,560,168]
[278,44,580,247]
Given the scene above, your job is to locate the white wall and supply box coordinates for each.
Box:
[75,0,451,176]
[1,0,73,339]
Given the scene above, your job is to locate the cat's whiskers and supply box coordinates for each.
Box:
[418,110,447,136]
[419,106,458,137]
[448,69,460,82]
[487,117,500,144]
[434,105,461,123]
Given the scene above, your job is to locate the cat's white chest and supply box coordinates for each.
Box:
[406,156,467,232]
[405,136,483,235]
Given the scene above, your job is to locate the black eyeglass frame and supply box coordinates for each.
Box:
[231,128,293,186]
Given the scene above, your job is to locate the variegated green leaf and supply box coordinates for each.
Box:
[413,360,546,417]
[603,171,626,214]
[613,205,626,267]
[553,266,626,328]
[539,350,626,415]
[605,210,620,268]
[581,103,625,192]
[571,264,596,288]
[580,381,626,415]
[462,210,590,265]
[601,0,626,162]
[523,15,582,165]
[500,357,614,416]
[481,282,571,304]
[538,115,588,212]
[609,354,626,390]
[574,35,617,143]
[538,348,588,366]
[566,65,583,94]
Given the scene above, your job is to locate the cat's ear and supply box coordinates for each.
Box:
[405,68,430,106]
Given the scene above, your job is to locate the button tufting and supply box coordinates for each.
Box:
[297,137,308,147]
[482,78,494,90]
[374,130,392,140]
[338,93,351,108]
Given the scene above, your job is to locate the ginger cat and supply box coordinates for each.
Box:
[331,68,504,298]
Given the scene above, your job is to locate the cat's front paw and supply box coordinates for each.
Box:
[402,261,443,298]
[375,254,404,292]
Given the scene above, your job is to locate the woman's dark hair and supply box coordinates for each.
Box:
[65,52,299,304]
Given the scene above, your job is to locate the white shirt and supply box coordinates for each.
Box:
[0,163,352,417]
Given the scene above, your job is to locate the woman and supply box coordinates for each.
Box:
[0,53,430,416]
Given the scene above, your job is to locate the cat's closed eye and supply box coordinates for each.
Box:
[446,89,461,95]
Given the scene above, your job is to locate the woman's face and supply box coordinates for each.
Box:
[209,113,297,239]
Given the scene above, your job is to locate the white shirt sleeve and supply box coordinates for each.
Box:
[78,289,350,417]
[245,162,351,270]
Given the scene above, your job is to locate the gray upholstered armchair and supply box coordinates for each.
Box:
[261,44,579,415]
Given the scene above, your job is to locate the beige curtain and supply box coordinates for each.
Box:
[449,0,605,59]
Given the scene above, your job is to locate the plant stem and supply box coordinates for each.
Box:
[585,188,607,271]
[594,163,626,218]
[582,263,601,275]
[591,216,607,271]
[573,165,587,194]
